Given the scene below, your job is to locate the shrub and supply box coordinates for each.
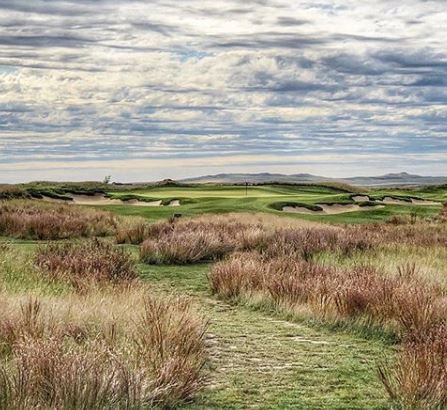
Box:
[0,200,116,240]
[255,226,376,261]
[140,231,234,265]
[35,240,137,290]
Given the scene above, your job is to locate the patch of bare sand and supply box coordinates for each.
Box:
[381,196,410,205]
[283,206,324,215]
[168,200,181,206]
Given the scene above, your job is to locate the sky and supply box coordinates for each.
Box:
[0,0,446,183]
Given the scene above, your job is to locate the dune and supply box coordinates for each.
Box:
[70,194,162,206]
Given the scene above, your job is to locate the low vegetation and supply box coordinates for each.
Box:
[126,210,447,407]
[0,201,116,240]
[0,291,207,409]
[139,218,268,264]
[0,236,208,409]
[35,240,137,290]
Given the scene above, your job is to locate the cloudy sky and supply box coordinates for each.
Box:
[1,0,446,182]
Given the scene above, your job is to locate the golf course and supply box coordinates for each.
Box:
[1,181,447,409]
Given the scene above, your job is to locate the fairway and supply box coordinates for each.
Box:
[104,183,445,224]
[110,184,347,198]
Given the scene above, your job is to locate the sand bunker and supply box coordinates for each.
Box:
[353,195,438,206]
[352,195,370,202]
[39,194,165,207]
[282,203,383,215]
[124,199,163,207]
[168,200,180,207]
[70,194,123,205]
[282,206,324,215]
[410,198,439,205]
[382,196,411,205]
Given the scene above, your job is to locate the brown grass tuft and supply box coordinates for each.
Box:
[210,252,445,334]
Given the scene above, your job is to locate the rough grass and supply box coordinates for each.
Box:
[139,218,268,264]
[35,239,137,291]
[0,287,208,409]
[209,253,446,335]
[0,200,117,240]
[379,325,447,409]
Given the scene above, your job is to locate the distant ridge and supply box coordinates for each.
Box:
[181,172,447,187]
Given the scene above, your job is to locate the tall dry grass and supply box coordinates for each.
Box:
[137,217,379,265]
[210,253,446,335]
[116,217,153,245]
[35,240,137,291]
[139,218,268,264]
[0,200,116,240]
[0,287,208,409]
[379,325,447,409]
[440,203,447,222]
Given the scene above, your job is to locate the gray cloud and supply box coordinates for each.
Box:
[0,0,446,181]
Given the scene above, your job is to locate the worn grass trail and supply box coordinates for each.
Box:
[140,264,390,409]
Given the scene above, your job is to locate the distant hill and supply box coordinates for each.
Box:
[181,172,447,187]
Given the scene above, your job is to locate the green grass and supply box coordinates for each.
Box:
[101,183,443,223]
[139,263,391,409]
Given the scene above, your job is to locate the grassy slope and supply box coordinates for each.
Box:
[140,263,390,409]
